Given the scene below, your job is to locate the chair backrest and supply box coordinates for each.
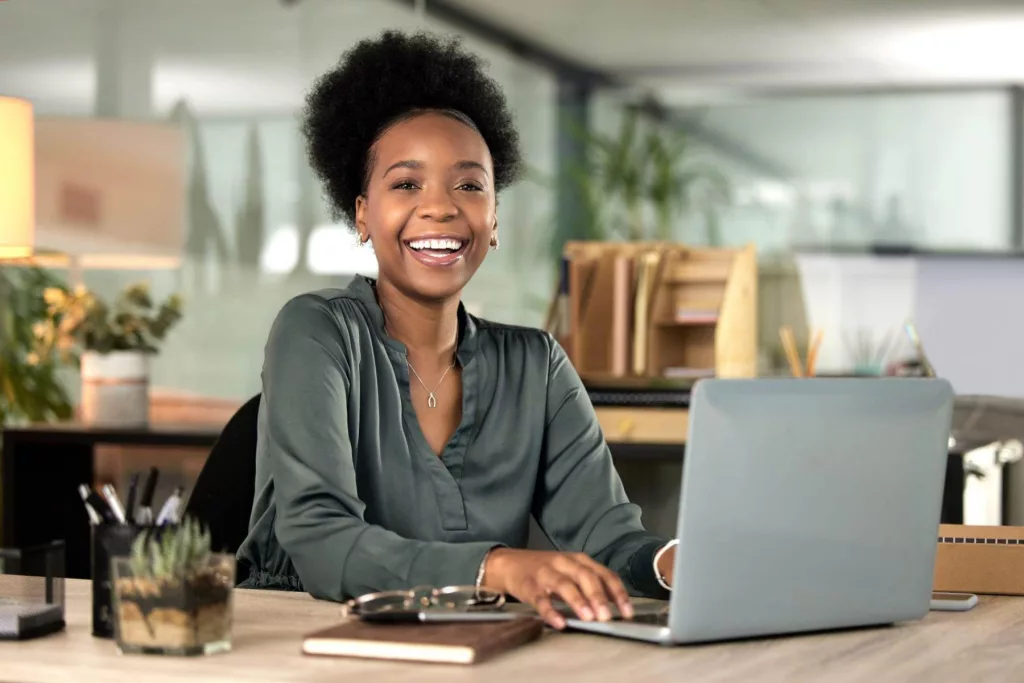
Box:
[184,393,260,555]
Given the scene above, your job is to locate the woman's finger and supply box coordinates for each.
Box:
[554,554,614,621]
[572,564,616,621]
[520,579,565,629]
[574,553,634,619]
[544,572,594,622]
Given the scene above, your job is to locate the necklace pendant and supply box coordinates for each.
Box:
[427,392,437,408]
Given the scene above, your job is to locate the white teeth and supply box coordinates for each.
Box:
[408,238,464,252]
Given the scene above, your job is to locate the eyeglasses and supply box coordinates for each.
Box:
[341,585,506,618]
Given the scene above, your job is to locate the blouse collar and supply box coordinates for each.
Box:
[346,274,479,365]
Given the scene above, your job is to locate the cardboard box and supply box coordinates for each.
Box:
[933,524,1024,595]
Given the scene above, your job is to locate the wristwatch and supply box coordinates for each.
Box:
[653,539,679,591]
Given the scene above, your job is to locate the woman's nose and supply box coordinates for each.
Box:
[416,185,457,222]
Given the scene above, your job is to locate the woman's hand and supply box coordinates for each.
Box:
[482,548,634,629]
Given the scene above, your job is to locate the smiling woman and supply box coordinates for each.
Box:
[355,111,496,301]
[236,29,677,631]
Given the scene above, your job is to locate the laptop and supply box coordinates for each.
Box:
[567,377,955,645]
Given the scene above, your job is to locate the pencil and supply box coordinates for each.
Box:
[779,326,803,378]
[806,329,824,377]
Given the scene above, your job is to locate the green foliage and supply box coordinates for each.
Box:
[0,267,74,427]
[532,107,732,265]
[129,516,212,582]
[37,281,183,357]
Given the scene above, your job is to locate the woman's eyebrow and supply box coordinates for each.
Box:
[453,160,489,176]
[382,159,489,177]
[382,159,422,177]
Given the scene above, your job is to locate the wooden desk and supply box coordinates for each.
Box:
[1,423,224,580]
[4,579,1023,682]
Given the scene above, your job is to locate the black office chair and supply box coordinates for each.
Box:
[184,393,260,556]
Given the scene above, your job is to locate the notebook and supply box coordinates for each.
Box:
[302,616,544,665]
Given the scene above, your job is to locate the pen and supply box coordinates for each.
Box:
[805,329,824,377]
[125,473,139,524]
[136,467,160,525]
[77,484,103,525]
[156,486,184,526]
[904,322,935,378]
[79,485,117,524]
[101,484,126,523]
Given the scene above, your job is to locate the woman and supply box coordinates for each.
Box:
[237,30,677,629]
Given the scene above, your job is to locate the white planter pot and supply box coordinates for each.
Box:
[80,351,150,427]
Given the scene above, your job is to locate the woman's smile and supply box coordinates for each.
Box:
[403,233,470,268]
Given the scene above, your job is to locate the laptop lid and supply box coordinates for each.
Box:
[668,377,954,644]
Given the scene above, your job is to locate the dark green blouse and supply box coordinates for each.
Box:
[236,275,670,601]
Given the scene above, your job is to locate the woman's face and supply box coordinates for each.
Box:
[355,111,497,302]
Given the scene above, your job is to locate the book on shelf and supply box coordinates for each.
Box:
[672,308,720,325]
[662,366,716,380]
[631,252,660,376]
[610,254,634,376]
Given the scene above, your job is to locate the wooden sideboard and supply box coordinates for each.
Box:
[594,407,688,445]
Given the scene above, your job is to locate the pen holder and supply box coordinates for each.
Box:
[91,523,147,638]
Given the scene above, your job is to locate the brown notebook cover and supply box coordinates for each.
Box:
[302,617,543,665]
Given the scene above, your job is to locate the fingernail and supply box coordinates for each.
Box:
[597,605,612,621]
[580,606,594,621]
[621,603,634,619]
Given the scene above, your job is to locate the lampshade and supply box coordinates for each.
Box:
[0,96,34,260]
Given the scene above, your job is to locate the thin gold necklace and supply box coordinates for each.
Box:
[384,320,456,408]
[407,359,455,408]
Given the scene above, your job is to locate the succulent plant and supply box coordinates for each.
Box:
[129,516,212,583]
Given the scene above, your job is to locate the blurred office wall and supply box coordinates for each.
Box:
[3,0,1022,397]
[0,0,558,401]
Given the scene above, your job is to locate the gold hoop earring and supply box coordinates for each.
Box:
[490,236,499,251]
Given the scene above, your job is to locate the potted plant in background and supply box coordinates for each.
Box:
[111,517,234,656]
[36,281,183,427]
[0,266,75,428]
[537,107,732,267]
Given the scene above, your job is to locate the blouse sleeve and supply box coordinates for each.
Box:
[531,336,672,598]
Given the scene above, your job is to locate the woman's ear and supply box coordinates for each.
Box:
[355,195,369,243]
[489,220,499,250]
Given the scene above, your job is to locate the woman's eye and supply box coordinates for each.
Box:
[392,181,418,191]
[457,183,483,192]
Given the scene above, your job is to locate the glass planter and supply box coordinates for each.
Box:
[111,553,235,656]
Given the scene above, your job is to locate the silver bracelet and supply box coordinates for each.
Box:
[475,548,493,594]
[653,539,679,591]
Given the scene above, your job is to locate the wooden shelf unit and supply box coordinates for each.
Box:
[561,241,758,381]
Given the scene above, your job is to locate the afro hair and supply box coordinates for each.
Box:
[302,30,523,226]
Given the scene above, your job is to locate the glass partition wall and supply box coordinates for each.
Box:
[3,0,1021,400]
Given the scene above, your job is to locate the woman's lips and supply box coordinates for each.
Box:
[403,239,468,268]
